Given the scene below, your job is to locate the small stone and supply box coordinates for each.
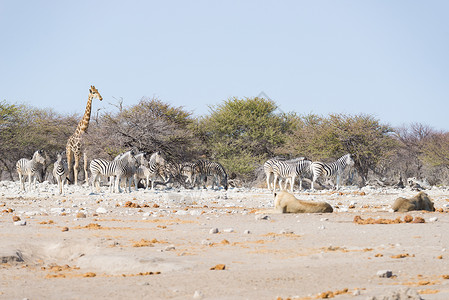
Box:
[193,290,203,299]
[76,212,86,218]
[429,217,438,222]
[201,240,213,246]
[223,228,234,233]
[51,207,65,214]
[255,215,270,220]
[243,230,251,234]
[279,229,294,234]
[209,228,219,234]
[61,227,69,232]
[320,218,329,221]
[164,245,175,251]
[14,220,27,226]
[96,207,107,214]
[377,270,393,278]
[12,215,21,222]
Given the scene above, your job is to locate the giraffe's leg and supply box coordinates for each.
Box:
[83,152,89,185]
[66,147,73,184]
[74,153,81,185]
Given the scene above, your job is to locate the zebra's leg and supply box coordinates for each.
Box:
[133,174,138,191]
[114,175,121,193]
[266,173,272,190]
[336,173,340,190]
[128,177,133,193]
[299,177,303,191]
[273,174,278,193]
[58,177,62,194]
[290,175,296,192]
[146,176,150,189]
[18,173,24,191]
[109,176,114,193]
[28,173,33,191]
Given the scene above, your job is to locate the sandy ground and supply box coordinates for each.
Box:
[1,181,449,300]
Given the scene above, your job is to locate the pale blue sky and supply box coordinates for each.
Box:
[1,1,448,130]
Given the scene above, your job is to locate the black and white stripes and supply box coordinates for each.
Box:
[264,153,355,191]
[16,150,46,191]
[134,151,166,189]
[53,152,68,194]
[90,150,138,193]
[192,160,228,190]
[310,153,354,190]
[264,157,311,192]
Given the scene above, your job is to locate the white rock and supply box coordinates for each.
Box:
[429,217,438,222]
[96,207,108,214]
[243,230,251,234]
[223,228,234,233]
[255,215,270,220]
[175,210,188,215]
[143,212,151,217]
[320,218,329,221]
[164,245,176,251]
[25,211,38,216]
[377,270,393,278]
[50,207,65,214]
[193,290,203,299]
[14,220,27,226]
[201,240,213,246]
[209,228,219,234]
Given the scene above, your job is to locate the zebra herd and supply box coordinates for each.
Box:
[16,149,353,194]
[264,153,355,193]
[15,149,228,194]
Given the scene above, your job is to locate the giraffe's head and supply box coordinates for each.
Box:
[89,85,103,101]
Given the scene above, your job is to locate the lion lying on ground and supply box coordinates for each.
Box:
[392,191,435,212]
[274,191,333,213]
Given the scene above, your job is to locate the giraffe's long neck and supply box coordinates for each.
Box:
[74,94,93,136]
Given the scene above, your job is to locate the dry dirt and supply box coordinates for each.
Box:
[1,181,449,299]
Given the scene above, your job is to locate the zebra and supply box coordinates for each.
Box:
[192,160,228,190]
[272,158,312,193]
[115,151,149,191]
[134,151,166,190]
[16,150,46,191]
[90,150,138,193]
[263,158,281,191]
[310,153,355,190]
[53,152,69,194]
[264,157,308,192]
[179,162,196,186]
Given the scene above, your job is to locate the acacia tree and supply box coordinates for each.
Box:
[283,113,396,186]
[198,97,293,180]
[393,123,434,179]
[327,114,396,185]
[0,101,78,180]
[85,97,200,161]
[422,131,449,170]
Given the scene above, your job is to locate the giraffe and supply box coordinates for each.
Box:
[66,85,103,185]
